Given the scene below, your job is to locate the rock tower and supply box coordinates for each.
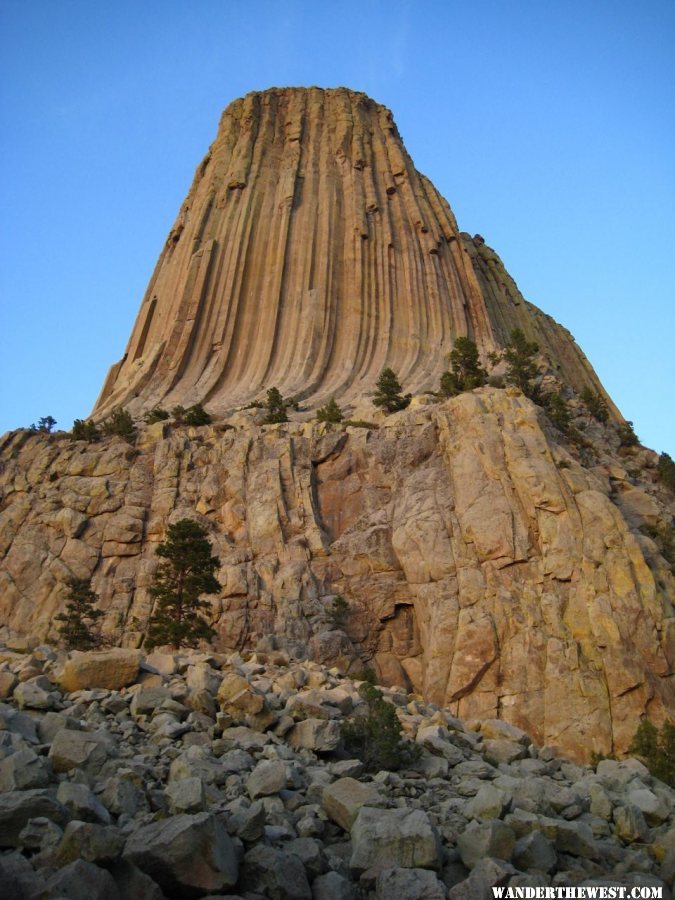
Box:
[1,88,672,761]
[94,87,614,419]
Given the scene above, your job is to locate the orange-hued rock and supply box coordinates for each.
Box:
[1,389,672,762]
[58,649,141,692]
[92,88,615,420]
[0,89,672,763]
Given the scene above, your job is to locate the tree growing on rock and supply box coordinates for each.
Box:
[145,519,221,650]
[439,337,488,397]
[30,415,57,433]
[580,387,609,423]
[102,407,136,443]
[72,419,101,442]
[316,397,344,424]
[55,577,104,650]
[502,328,541,400]
[265,387,289,424]
[372,368,411,413]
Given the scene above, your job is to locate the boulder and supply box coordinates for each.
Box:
[56,820,125,866]
[350,807,442,874]
[0,789,69,847]
[48,727,116,774]
[247,759,288,798]
[56,782,111,824]
[457,820,516,869]
[59,649,141,692]
[124,812,238,897]
[0,747,51,791]
[288,717,341,752]
[321,777,382,831]
[376,866,447,899]
[241,843,312,899]
[43,858,120,900]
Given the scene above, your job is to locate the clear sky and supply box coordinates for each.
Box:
[1,0,673,454]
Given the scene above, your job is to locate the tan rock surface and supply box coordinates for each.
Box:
[92,88,615,419]
[1,388,672,762]
[57,649,141,693]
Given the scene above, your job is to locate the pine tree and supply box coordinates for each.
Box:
[449,337,487,391]
[55,577,104,650]
[30,416,57,433]
[657,452,675,492]
[145,519,221,650]
[102,407,136,442]
[617,420,639,447]
[341,681,420,772]
[372,368,411,413]
[183,403,211,426]
[316,397,344,424]
[144,407,170,424]
[503,329,541,400]
[545,392,571,434]
[265,387,289,423]
[72,419,101,442]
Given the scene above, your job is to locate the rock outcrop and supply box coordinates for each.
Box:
[92,87,616,419]
[1,389,672,761]
[0,87,672,765]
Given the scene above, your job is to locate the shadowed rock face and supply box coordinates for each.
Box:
[93,87,614,419]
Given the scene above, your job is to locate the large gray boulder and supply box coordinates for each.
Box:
[0,789,69,847]
[43,859,120,900]
[123,812,238,898]
[48,727,116,774]
[376,866,447,899]
[240,844,312,899]
[350,807,442,875]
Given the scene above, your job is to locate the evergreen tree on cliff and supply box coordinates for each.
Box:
[503,328,541,400]
[372,368,411,413]
[145,519,221,650]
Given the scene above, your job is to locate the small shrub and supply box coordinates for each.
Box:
[372,368,411,413]
[344,419,379,430]
[629,718,674,787]
[72,419,101,442]
[342,681,420,772]
[102,407,136,442]
[55,577,104,650]
[580,387,609,423]
[316,398,344,424]
[617,421,639,447]
[144,407,170,424]
[544,392,571,434]
[557,459,571,469]
[643,522,675,573]
[183,403,211,426]
[656,453,675,492]
[328,594,349,628]
[171,405,186,422]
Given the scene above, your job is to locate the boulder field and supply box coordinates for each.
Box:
[0,645,673,897]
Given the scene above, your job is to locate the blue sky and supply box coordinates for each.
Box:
[1,0,673,454]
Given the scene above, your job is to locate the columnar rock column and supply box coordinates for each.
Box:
[93,87,612,419]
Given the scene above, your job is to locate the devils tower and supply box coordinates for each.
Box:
[94,87,614,419]
[1,87,672,763]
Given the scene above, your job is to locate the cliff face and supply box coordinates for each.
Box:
[93,88,614,419]
[1,391,673,761]
[2,88,672,762]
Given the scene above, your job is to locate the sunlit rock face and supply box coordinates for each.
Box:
[93,87,613,419]
[2,88,672,764]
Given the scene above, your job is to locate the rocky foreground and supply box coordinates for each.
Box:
[0,645,673,899]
